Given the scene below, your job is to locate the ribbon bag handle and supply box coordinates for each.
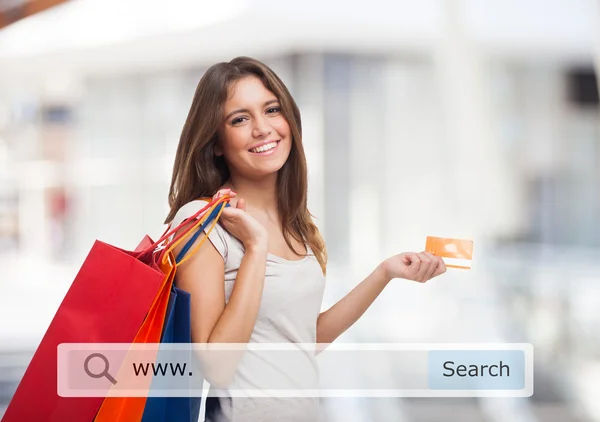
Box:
[175,202,228,264]
[158,197,229,266]
[159,197,224,253]
[136,198,221,260]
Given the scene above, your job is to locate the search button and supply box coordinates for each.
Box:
[428,350,525,390]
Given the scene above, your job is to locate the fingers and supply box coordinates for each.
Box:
[213,188,240,209]
[409,252,439,282]
[235,197,246,211]
[218,198,246,222]
[397,251,447,283]
[420,252,447,281]
[415,252,431,282]
[219,206,246,236]
[422,252,438,281]
[220,206,240,220]
[433,256,447,277]
[213,188,237,201]
[406,253,421,279]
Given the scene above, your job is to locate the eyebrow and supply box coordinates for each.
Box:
[224,99,280,122]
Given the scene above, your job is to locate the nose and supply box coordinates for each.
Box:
[252,116,272,138]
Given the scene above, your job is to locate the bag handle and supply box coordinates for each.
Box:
[136,201,212,258]
[160,196,226,251]
[159,199,228,266]
[137,195,229,260]
[175,202,228,264]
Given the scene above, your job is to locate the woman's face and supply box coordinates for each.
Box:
[216,75,292,179]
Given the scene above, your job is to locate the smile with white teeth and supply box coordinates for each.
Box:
[249,141,278,154]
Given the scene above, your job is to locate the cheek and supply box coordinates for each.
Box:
[221,129,249,154]
[276,118,291,137]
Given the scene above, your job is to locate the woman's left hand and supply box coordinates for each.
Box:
[379,251,446,283]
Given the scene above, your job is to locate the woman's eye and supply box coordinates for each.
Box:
[231,107,279,125]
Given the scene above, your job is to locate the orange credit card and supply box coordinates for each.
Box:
[425,237,474,270]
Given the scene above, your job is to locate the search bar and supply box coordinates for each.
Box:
[57,343,533,398]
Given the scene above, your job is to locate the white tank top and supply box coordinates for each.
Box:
[170,200,326,422]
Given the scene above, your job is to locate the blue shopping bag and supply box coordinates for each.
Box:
[141,287,200,422]
[141,202,227,422]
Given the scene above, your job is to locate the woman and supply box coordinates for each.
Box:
[165,56,446,421]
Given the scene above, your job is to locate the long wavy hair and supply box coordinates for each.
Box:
[165,56,327,274]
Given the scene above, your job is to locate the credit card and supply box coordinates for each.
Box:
[425,236,474,270]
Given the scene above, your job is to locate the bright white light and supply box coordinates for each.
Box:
[0,0,249,58]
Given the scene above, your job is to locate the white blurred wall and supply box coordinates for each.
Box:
[0,1,599,421]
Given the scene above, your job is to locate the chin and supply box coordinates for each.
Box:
[254,160,287,177]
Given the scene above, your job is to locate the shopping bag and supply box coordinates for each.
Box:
[92,251,176,422]
[140,287,200,422]
[141,199,229,422]
[2,242,165,422]
[93,197,228,422]
[2,197,227,422]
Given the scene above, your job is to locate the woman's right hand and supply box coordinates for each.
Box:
[213,188,268,250]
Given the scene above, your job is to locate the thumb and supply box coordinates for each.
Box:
[236,197,247,211]
[220,205,241,220]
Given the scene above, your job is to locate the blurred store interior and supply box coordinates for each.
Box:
[1,0,599,420]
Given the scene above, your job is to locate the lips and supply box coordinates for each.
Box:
[248,140,280,154]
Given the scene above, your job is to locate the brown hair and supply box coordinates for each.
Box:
[165,56,327,274]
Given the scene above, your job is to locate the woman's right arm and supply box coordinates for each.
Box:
[173,233,267,344]
[171,191,268,385]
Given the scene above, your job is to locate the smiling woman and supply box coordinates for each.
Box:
[163,56,446,422]
[215,76,293,178]
[164,56,328,422]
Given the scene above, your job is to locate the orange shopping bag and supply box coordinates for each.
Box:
[92,250,176,422]
[3,240,166,421]
[93,196,229,422]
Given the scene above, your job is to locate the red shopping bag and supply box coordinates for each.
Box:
[1,241,164,422]
[2,196,226,422]
[92,196,228,422]
[92,249,176,422]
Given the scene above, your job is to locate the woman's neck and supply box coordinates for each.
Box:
[224,173,279,217]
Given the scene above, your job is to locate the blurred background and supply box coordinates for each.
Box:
[0,0,599,420]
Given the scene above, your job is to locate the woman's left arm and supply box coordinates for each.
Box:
[316,251,446,348]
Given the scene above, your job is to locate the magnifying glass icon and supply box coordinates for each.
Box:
[83,353,117,385]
